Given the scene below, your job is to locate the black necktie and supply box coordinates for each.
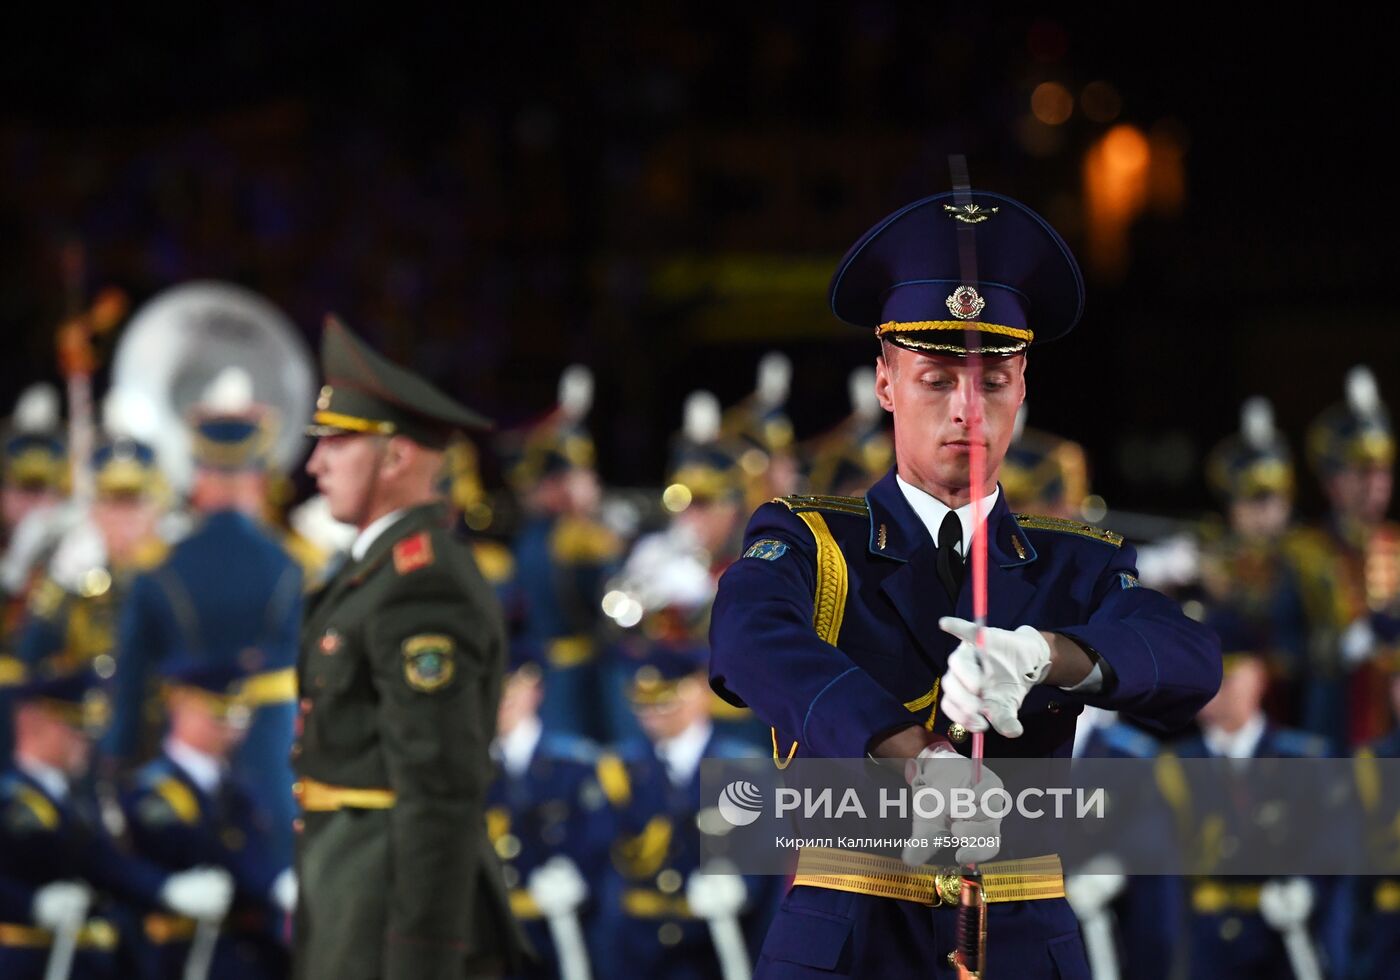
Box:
[936,511,964,602]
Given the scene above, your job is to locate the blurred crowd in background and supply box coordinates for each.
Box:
[1,6,1398,979]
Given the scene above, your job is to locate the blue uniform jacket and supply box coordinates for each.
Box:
[121,752,288,980]
[107,510,302,866]
[0,767,170,979]
[485,729,612,980]
[595,730,777,980]
[1172,724,1349,980]
[710,472,1222,762]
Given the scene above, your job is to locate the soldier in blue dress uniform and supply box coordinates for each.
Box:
[1287,367,1400,747]
[999,407,1091,521]
[487,644,612,979]
[1069,717,1184,980]
[1167,608,1349,979]
[121,660,294,980]
[595,645,774,980]
[1199,397,1309,725]
[709,190,1221,978]
[1352,658,1400,979]
[509,371,623,741]
[0,664,235,979]
[107,404,303,869]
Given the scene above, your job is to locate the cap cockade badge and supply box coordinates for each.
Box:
[942,203,999,224]
[945,285,986,320]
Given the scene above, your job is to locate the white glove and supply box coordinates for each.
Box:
[270,868,297,915]
[32,881,93,931]
[1065,855,1127,918]
[527,857,588,916]
[903,743,1003,866]
[159,867,234,921]
[685,865,747,920]
[1341,619,1377,665]
[1259,877,1314,931]
[938,617,1051,738]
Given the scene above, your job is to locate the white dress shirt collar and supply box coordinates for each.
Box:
[15,755,69,803]
[1202,712,1267,761]
[895,476,1000,555]
[164,736,224,796]
[654,720,713,787]
[351,508,409,562]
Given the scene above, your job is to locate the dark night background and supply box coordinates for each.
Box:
[1,6,1394,520]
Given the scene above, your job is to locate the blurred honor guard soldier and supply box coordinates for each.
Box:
[0,663,234,979]
[1199,397,1308,723]
[595,646,773,980]
[709,190,1221,978]
[998,406,1091,520]
[5,397,164,772]
[122,660,294,980]
[1169,609,1347,980]
[1353,661,1400,979]
[1286,367,1400,747]
[487,645,612,980]
[107,373,303,868]
[802,368,893,499]
[508,365,622,741]
[1,384,67,550]
[18,428,168,683]
[722,353,801,510]
[294,317,527,979]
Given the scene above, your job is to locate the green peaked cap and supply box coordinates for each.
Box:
[308,315,492,448]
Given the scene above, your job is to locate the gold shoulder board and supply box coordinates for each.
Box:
[771,494,870,518]
[1015,514,1123,548]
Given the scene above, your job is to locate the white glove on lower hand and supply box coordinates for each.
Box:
[903,743,1003,866]
[938,617,1051,738]
[527,857,588,917]
[1065,855,1127,918]
[32,881,93,930]
[270,868,297,915]
[685,865,747,920]
[159,867,234,921]
[1341,618,1377,665]
[1259,877,1314,930]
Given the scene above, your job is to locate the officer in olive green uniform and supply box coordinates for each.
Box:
[292,316,528,980]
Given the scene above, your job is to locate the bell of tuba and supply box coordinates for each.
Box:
[110,281,316,494]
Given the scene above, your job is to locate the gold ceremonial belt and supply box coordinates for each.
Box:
[1190,879,1264,914]
[793,848,1064,906]
[293,777,396,812]
[1375,879,1400,913]
[241,666,298,707]
[144,913,198,944]
[621,888,693,919]
[0,920,119,950]
[509,890,542,920]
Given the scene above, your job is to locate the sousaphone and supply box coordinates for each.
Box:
[110,281,315,494]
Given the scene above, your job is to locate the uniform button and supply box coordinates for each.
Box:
[293,818,305,834]
[658,923,682,946]
[946,951,957,967]
[502,865,520,888]
[1220,917,1242,942]
[291,744,301,759]
[300,698,313,714]
[946,723,968,744]
[656,869,682,894]
[1047,701,1061,714]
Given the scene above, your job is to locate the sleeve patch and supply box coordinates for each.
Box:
[743,539,790,561]
[402,634,456,692]
[393,532,435,575]
[1119,572,1141,590]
